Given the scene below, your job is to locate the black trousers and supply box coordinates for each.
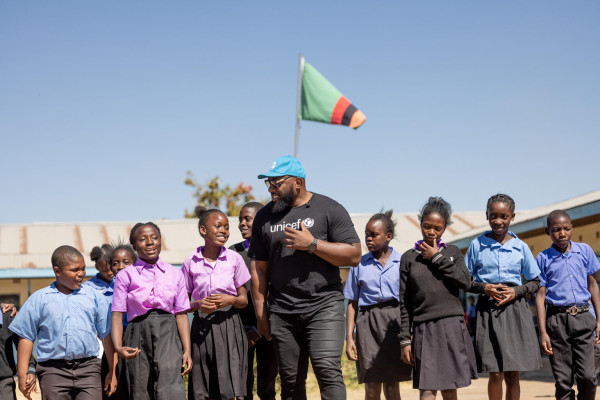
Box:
[269,300,346,400]
[246,337,278,400]
[546,308,597,400]
[37,357,101,400]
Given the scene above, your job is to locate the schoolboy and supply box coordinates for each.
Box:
[9,245,115,400]
[0,304,36,400]
[535,210,600,400]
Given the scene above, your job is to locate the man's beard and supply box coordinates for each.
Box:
[271,187,296,214]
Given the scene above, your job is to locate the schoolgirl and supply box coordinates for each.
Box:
[344,210,411,400]
[104,242,138,400]
[182,207,251,400]
[399,197,477,400]
[466,194,541,400]
[83,244,114,295]
[111,222,192,400]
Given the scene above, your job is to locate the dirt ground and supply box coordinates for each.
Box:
[13,377,599,400]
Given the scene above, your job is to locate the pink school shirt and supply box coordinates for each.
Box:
[112,258,191,322]
[181,246,251,300]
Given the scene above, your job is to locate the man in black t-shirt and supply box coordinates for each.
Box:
[248,155,361,400]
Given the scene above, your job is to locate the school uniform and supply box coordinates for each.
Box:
[399,241,477,390]
[112,258,190,400]
[182,246,251,400]
[0,310,36,400]
[343,248,411,384]
[83,274,118,400]
[83,274,113,297]
[230,240,278,400]
[537,242,599,400]
[466,231,542,373]
[9,283,112,400]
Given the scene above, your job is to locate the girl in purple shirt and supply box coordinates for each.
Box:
[182,207,251,400]
[111,222,192,400]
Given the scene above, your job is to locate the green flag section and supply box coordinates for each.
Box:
[300,62,366,129]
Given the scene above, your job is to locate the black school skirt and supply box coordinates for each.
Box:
[355,300,412,383]
[475,295,542,373]
[412,315,478,390]
[189,306,248,400]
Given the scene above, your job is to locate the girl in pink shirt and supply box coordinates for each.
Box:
[111,222,192,400]
[182,207,251,400]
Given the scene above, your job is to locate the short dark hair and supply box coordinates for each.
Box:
[546,209,571,227]
[109,240,138,264]
[129,222,161,246]
[418,197,453,227]
[51,245,83,269]
[241,202,264,214]
[194,206,226,233]
[487,193,515,213]
[368,209,396,239]
[90,244,113,264]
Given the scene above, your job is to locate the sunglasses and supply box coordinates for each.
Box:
[264,176,293,189]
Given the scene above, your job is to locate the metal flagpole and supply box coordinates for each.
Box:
[294,53,304,158]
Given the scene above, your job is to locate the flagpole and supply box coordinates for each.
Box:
[294,53,304,158]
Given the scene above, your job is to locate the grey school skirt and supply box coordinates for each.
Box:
[124,310,186,400]
[189,306,248,400]
[412,315,478,390]
[475,295,542,373]
[356,300,412,383]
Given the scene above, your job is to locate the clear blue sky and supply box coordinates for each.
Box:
[1,1,598,224]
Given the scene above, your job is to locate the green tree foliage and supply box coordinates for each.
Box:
[184,171,256,217]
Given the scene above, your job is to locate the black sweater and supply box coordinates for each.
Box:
[229,241,257,327]
[1,310,36,379]
[399,245,471,346]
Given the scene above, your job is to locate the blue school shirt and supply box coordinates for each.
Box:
[9,283,111,362]
[82,273,113,297]
[536,241,600,306]
[466,231,540,286]
[343,248,400,307]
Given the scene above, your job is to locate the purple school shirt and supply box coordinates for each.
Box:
[111,258,190,322]
[181,246,251,300]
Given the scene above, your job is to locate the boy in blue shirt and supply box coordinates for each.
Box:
[535,210,600,400]
[9,245,115,400]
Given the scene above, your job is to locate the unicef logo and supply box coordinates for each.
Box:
[271,162,277,169]
[303,218,315,228]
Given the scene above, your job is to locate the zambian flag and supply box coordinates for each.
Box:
[299,60,366,129]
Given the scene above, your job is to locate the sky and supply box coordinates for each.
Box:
[1,1,599,224]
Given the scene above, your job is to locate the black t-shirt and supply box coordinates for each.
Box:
[248,193,360,314]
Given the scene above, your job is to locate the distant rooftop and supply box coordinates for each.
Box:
[0,211,491,271]
[449,189,600,250]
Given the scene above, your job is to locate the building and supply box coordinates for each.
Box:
[0,211,488,306]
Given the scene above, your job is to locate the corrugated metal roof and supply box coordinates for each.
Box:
[0,212,488,271]
[449,189,600,249]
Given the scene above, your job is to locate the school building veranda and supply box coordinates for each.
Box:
[2,190,600,306]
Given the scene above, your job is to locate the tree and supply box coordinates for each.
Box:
[184,171,256,217]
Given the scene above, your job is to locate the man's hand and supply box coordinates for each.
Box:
[256,316,271,341]
[283,221,314,251]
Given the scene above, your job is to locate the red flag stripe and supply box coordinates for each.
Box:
[330,96,351,125]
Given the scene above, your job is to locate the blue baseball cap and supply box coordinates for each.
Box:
[257,155,306,179]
